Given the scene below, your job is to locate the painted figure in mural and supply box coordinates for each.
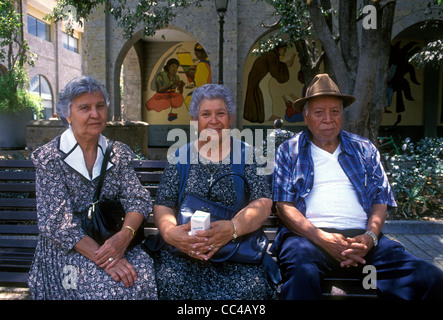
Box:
[283,70,306,123]
[184,43,212,108]
[385,41,420,113]
[145,58,185,121]
[243,44,296,123]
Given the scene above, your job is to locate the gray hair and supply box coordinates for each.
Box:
[56,76,110,127]
[189,84,236,119]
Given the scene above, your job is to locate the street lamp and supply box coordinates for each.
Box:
[215,0,229,85]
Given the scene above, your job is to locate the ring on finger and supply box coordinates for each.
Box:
[189,250,195,256]
[108,257,114,262]
[209,244,215,250]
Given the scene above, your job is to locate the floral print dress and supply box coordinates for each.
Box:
[27,128,157,300]
[153,142,278,300]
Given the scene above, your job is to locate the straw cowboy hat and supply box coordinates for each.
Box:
[293,73,355,112]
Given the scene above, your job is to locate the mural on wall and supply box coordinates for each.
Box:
[145,42,211,123]
[145,58,185,121]
[283,70,306,123]
[385,41,421,114]
[184,43,211,108]
[243,44,298,123]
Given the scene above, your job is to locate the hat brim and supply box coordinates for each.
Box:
[293,93,355,113]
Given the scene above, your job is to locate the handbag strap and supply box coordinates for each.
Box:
[93,139,115,202]
[176,138,250,209]
[207,172,251,202]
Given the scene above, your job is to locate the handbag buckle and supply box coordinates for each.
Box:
[87,201,99,220]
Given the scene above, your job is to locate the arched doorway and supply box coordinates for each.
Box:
[381,19,443,139]
[119,28,212,148]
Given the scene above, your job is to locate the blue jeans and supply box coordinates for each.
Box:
[275,230,443,300]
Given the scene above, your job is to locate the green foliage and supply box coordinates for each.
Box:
[0,66,42,116]
[386,137,443,218]
[253,0,312,54]
[0,0,34,69]
[0,0,39,115]
[49,0,201,39]
[409,39,443,69]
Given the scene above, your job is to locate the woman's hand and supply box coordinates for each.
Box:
[193,220,234,261]
[74,231,137,287]
[95,229,132,268]
[164,222,210,260]
[105,257,137,287]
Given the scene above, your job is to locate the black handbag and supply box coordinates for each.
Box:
[177,172,269,263]
[82,140,144,249]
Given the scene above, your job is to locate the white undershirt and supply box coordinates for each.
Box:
[305,143,367,230]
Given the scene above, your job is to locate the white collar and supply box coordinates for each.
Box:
[59,127,113,181]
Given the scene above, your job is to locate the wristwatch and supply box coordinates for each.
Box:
[365,230,378,247]
[231,220,238,241]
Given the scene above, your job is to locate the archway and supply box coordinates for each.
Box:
[115,27,212,148]
[382,18,443,139]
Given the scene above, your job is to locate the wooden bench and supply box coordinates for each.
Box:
[0,159,376,299]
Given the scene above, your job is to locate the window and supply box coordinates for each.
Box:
[62,32,79,53]
[30,75,53,119]
[27,15,51,42]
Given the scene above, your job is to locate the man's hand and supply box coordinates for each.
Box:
[317,230,369,267]
[340,234,373,267]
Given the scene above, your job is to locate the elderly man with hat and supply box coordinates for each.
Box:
[270,73,443,300]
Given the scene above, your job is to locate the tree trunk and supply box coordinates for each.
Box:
[368,1,396,143]
[306,0,396,142]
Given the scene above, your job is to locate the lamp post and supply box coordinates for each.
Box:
[215,0,229,85]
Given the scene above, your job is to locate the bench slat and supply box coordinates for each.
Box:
[0,211,37,221]
[0,238,38,249]
[0,183,35,192]
[0,171,36,181]
[0,225,39,235]
[135,172,164,182]
[0,160,35,169]
[0,272,30,287]
[0,198,36,208]
[133,161,168,169]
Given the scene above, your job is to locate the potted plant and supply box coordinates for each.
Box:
[0,0,42,149]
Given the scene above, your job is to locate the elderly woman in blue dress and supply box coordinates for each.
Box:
[28,76,157,300]
[151,84,278,299]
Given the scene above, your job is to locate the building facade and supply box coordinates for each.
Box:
[80,0,442,151]
[0,0,83,120]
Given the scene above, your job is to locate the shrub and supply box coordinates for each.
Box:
[386,137,443,219]
[0,67,42,117]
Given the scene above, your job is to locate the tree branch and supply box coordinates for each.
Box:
[338,0,359,84]
[307,0,351,92]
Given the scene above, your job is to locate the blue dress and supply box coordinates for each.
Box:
[153,144,278,299]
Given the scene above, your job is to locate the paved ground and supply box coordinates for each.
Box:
[1,220,442,300]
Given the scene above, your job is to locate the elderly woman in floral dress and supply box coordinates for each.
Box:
[150,84,278,299]
[28,76,157,300]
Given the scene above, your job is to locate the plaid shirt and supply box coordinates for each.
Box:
[272,129,396,219]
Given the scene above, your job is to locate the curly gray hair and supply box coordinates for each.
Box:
[189,84,236,119]
[56,76,110,126]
